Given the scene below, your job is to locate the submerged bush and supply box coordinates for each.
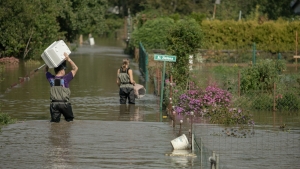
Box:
[251,93,273,111]
[276,92,300,111]
[0,112,16,126]
[208,107,254,126]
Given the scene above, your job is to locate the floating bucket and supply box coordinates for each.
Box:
[170,134,189,150]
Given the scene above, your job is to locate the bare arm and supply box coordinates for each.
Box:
[128,69,136,85]
[45,65,49,73]
[116,69,120,86]
[64,52,78,77]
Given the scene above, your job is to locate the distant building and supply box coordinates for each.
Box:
[291,0,300,14]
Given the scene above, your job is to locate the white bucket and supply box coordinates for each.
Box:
[89,37,95,46]
[170,134,189,150]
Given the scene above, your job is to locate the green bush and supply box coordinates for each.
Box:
[201,20,300,53]
[276,92,300,111]
[130,17,175,49]
[240,59,286,94]
[251,93,273,110]
[166,18,203,87]
[0,112,16,126]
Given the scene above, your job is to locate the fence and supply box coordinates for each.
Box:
[138,42,149,81]
[138,41,300,168]
[151,65,300,168]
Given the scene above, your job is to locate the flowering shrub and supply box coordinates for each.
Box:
[175,84,231,115]
[173,83,253,125]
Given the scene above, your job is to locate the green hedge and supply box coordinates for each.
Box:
[201,20,300,53]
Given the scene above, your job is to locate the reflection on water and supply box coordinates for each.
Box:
[48,122,73,169]
[118,104,143,121]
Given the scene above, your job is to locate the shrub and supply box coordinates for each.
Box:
[251,93,273,111]
[0,112,16,126]
[276,92,300,111]
[173,82,253,125]
[240,59,286,94]
[175,84,231,116]
[208,107,254,126]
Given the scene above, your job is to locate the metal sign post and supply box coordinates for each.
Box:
[154,54,177,112]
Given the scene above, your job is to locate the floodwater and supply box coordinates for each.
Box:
[0,38,159,122]
[0,38,200,169]
[0,38,300,169]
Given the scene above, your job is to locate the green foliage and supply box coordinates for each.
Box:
[168,13,181,22]
[208,108,253,126]
[166,19,203,87]
[0,113,16,126]
[251,0,295,20]
[130,17,175,49]
[0,0,63,59]
[240,59,286,93]
[251,93,273,110]
[187,12,206,24]
[276,92,300,111]
[0,0,108,59]
[103,17,124,37]
[201,20,300,53]
[68,0,108,36]
[212,65,240,92]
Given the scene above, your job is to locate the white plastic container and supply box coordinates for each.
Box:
[170,134,189,150]
[41,40,71,68]
[89,37,95,46]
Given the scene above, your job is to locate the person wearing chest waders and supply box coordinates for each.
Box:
[117,59,136,104]
[45,52,78,122]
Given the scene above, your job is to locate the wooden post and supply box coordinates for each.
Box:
[212,3,216,19]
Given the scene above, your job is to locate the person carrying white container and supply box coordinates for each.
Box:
[116,59,136,104]
[45,52,78,122]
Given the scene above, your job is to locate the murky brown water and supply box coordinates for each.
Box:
[1,38,300,168]
[0,38,201,168]
[0,38,159,122]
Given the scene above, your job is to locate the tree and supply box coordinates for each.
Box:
[130,17,175,49]
[0,0,108,59]
[247,0,295,20]
[58,0,108,42]
[0,0,63,59]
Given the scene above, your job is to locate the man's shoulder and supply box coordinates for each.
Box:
[64,72,74,80]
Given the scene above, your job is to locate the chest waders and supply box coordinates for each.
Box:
[118,67,135,104]
[49,78,74,122]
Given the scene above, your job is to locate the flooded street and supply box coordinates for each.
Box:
[0,38,300,168]
[0,38,200,168]
[0,38,159,121]
[0,120,198,169]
